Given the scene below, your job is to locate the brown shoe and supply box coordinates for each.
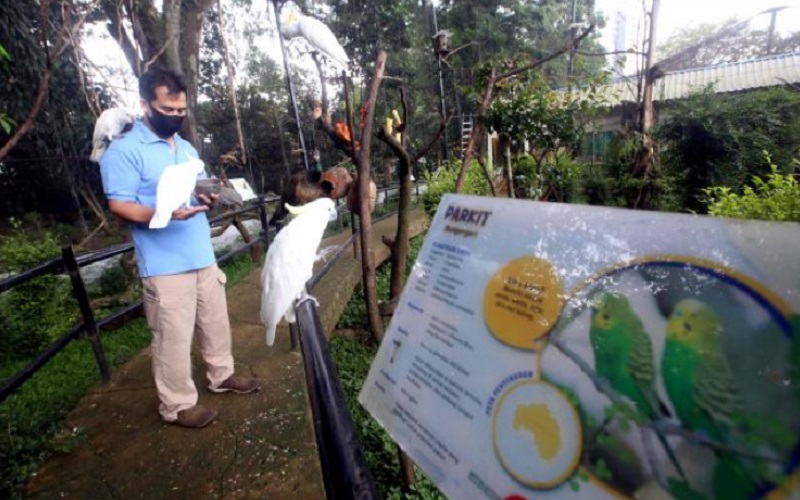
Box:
[172,405,218,428]
[211,375,260,394]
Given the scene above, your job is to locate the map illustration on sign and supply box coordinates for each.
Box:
[359,194,800,499]
[493,380,582,488]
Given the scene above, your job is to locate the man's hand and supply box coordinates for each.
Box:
[196,192,219,208]
[172,205,209,220]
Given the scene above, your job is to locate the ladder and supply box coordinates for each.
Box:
[460,115,473,158]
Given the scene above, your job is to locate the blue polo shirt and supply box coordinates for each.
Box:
[100,120,215,278]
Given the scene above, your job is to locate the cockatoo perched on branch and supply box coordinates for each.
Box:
[90,108,136,162]
[260,197,338,346]
[279,12,350,68]
[149,156,205,229]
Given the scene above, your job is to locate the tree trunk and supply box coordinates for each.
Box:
[357,51,387,344]
[162,0,182,72]
[386,147,412,301]
[101,0,214,150]
[505,142,514,199]
[216,0,247,164]
[177,2,214,149]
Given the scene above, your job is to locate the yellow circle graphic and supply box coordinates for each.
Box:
[492,380,582,489]
[483,256,564,349]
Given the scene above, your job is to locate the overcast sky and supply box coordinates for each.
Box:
[595,0,800,53]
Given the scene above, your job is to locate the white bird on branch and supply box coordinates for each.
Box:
[260,197,338,346]
[90,108,136,163]
[279,12,350,68]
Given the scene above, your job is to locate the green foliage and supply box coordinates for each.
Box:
[0,218,61,272]
[513,152,584,202]
[658,87,800,213]
[0,2,115,218]
[704,153,800,222]
[439,0,607,88]
[89,264,129,299]
[331,234,451,498]
[0,42,13,134]
[485,71,606,203]
[0,220,77,363]
[0,319,152,498]
[338,236,424,329]
[0,243,259,497]
[219,250,258,289]
[421,160,491,217]
[593,131,674,210]
[486,71,607,155]
[329,334,444,499]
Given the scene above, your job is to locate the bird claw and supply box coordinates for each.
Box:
[297,292,320,308]
[315,246,337,263]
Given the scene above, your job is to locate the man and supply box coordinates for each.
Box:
[100,67,259,429]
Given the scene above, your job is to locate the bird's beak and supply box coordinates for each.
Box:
[285,202,307,216]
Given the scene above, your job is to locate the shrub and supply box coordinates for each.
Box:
[0,319,152,497]
[704,153,800,222]
[658,87,800,213]
[0,220,78,363]
[422,159,491,217]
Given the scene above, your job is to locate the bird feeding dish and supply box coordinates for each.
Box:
[320,166,353,199]
[195,178,222,197]
[432,30,451,57]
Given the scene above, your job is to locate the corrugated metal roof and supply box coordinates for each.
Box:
[597,52,800,106]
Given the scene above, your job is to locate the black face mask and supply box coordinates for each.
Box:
[147,104,184,138]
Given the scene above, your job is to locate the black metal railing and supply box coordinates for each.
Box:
[297,232,375,499]
[0,195,279,404]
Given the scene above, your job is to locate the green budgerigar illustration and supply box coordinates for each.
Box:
[662,298,763,499]
[590,291,666,420]
[589,291,686,481]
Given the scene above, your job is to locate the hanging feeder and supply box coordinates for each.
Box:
[432,30,451,57]
[320,166,353,199]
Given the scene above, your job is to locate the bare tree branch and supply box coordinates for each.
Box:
[575,50,647,57]
[215,0,247,164]
[454,26,595,193]
[66,14,101,117]
[496,26,596,81]
[474,152,497,197]
[0,0,98,161]
[101,0,140,76]
[412,113,452,163]
[143,28,182,72]
[441,41,478,63]
[311,62,359,161]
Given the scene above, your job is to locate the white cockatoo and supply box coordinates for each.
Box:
[90,108,136,162]
[279,12,350,68]
[149,156,206,229]
[260,197,338,346]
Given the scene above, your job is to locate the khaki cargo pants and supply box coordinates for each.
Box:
[142,264,234,422]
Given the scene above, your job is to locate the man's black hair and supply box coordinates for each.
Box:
[139,66,188,102]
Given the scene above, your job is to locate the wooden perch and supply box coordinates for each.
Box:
[312,55,360,160]
[356,52,387,343]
